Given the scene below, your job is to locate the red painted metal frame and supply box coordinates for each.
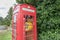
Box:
[12,4,37,40]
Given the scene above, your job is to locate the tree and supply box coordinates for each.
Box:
[8,7,13,20]
[36,0,60,40]
[4,7,13,26]
[0,17,4,25]
[16,0,39,6]
[36,0,60,32]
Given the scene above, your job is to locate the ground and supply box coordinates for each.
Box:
[0,30,12,40]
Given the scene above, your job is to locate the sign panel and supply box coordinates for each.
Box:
[22,8,34,12]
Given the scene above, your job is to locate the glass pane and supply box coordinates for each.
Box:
[24,15,33,31]
[24,15,34,40]
[14,15,16,23]
[13,15,16,40]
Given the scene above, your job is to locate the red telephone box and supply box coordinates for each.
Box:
[12,4,37,40]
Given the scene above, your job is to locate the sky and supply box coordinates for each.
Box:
[0,0,16,18]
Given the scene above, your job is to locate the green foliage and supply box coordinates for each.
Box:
[16,0,23,4]
[0,17,4,25]
[16,0,37,6]
[4,7,13,26]
[36,0,60,40]
[36,0,60,32]
[38,30,60,40]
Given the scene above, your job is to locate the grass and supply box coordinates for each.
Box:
[0,30,12,40]
[0,30,60,40]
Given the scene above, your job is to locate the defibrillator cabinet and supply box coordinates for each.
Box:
[12,4,37,40]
